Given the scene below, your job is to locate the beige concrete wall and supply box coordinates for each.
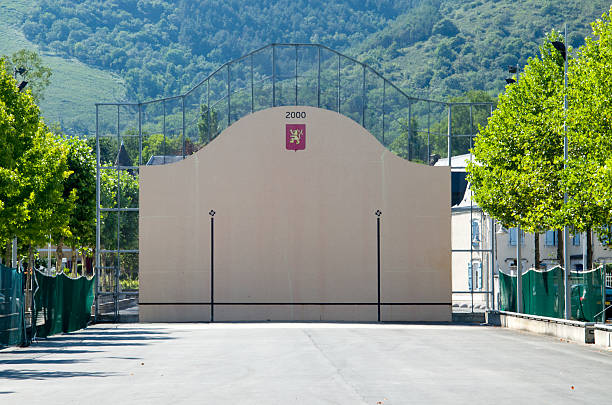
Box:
[139,106,451,322]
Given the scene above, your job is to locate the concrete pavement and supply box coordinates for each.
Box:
[1,323,611,404]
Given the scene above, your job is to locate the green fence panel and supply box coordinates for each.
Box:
[498,270,516,312]
[522,266,564,318]
[33,271,95,338]
[0,263,26,346]
[569,267,604,322]
[499,265,605,322]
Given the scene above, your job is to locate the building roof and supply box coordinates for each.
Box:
[146,155,184,166]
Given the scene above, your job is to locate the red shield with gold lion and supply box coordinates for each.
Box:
[286,124,306,151]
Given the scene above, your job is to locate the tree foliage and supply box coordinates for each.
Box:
[2,49,52,103]
[565,8,612,242]
[0,57,95,268]
[468,7,612,265]
[467,32,566,233]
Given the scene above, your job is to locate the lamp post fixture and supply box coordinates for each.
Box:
[552,25,570,320]
[13,66,28,92]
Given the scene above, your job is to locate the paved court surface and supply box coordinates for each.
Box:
[1,323,610,404]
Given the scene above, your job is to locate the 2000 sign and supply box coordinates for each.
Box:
[285,111,306,119]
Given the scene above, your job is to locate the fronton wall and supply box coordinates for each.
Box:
[139,106,451,322]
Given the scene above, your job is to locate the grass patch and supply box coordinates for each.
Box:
[0,0,127,136]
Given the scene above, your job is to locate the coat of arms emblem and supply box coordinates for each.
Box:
[286,124,306,151]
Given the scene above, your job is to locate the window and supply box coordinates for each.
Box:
[509,228,524,246]
[572,233,580,246]
[545,230,557,246]
[471,220,480,248]
[468,262,483,291]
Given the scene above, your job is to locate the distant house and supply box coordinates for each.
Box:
[436,154,612,310]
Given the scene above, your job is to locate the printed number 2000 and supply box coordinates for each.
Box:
[286,111,306,119]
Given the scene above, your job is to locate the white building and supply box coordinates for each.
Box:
[437,154,612,311]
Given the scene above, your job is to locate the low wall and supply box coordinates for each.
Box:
[492,311,595,344]
[594,324,612,349]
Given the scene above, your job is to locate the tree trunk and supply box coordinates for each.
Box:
[92,248,96,277]
[81,252,87,276]
[71,246,77,277]
[55,237,64,273]
[586,228,593,270]
[556,229,563,267]
[534,233,540,269]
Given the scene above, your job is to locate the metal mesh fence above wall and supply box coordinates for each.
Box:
[95,43,496,321]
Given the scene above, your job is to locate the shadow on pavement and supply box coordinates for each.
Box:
[0,326,174,381]
[0,369,116,380]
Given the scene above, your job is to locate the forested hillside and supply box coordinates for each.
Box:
[22,0,412,99]
[10,0,612,132]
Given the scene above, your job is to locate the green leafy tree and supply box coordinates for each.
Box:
[198,104,218,144]
[62,136,96,274]
[565,7,612,268]
[0,58,43,263]
[467,32,566,268]
[20,130,74,275]
[390,118,421,162]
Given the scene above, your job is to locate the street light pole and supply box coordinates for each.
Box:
[506,64,523,313]
[551,26,571,319]
[562,24,570,320]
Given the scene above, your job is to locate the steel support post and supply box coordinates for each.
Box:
[427,101,431,162]
[381,80,386,144]
[490,217,496,310]
[162,100,166,164]
[227,64,231,126]
[95,105,100,321]
[116,105,121,321]
[182,96,186,158]
[447,105,452,166]
[563,24,571,320]
[181,96,185,159]
[469,104,474,311]
[407,101,412,161]
[138,104,142,165]
[207,80,211,143]
[517,226,522,313]
[362,65,366,127]
[250,54,254,113]
[317,47,321,108]
[272,45,276,107]
[337,53,340,112]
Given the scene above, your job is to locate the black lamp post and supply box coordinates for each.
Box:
[13,66,28,92]
[504,62,523,313]
[551,27,570,320]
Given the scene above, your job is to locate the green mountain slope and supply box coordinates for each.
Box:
[355,0,611,99]
[0,0,126,135]
[5,0,612,134]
